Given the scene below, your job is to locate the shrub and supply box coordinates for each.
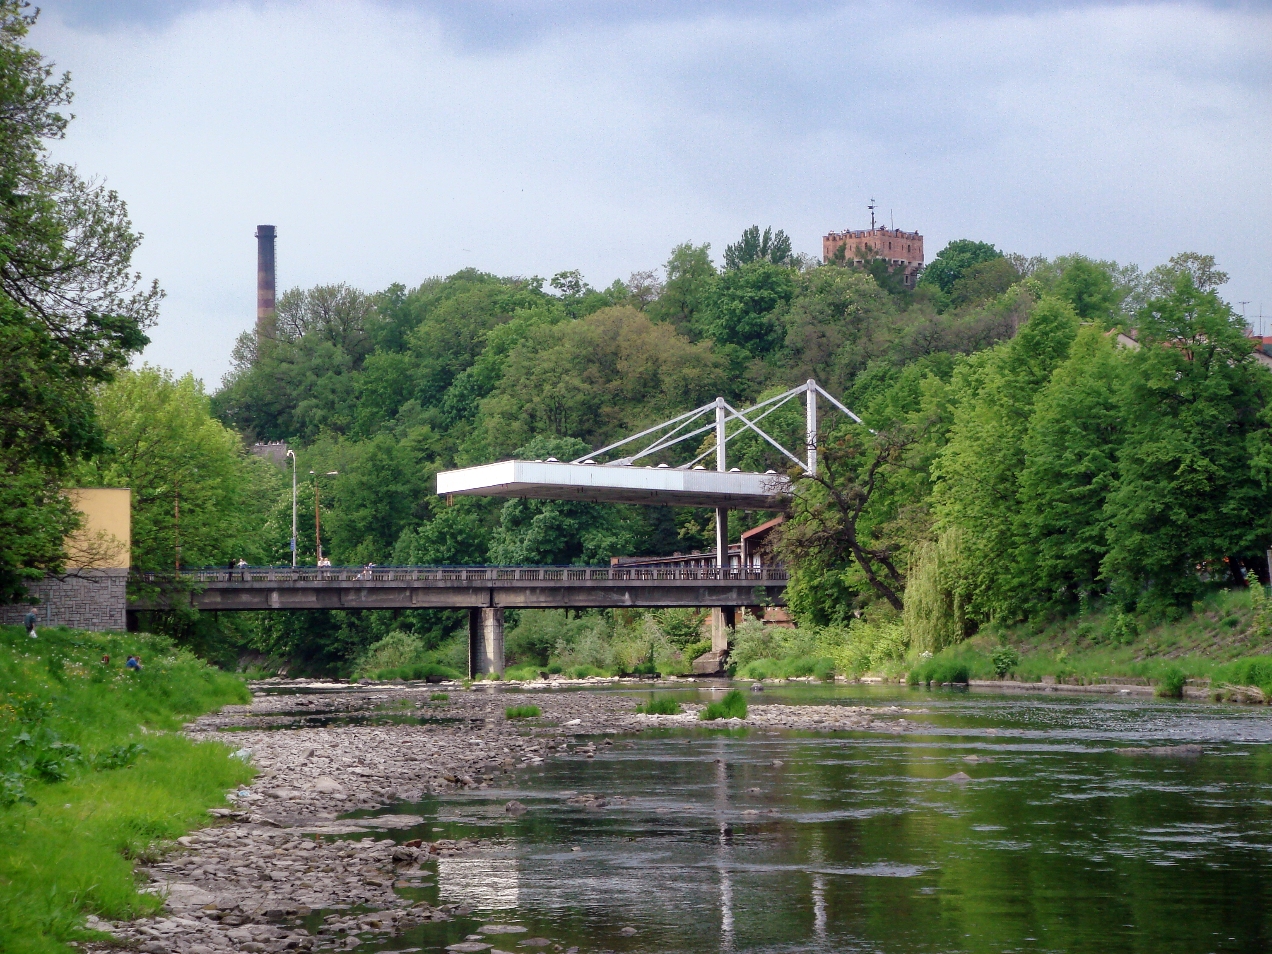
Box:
[636,696,682,715]
[990,646,1021,678]
[1156,666,1186,699]
[654,608,706,647]
[700,689,748,721]
[1214,657,1272,698]
[682,639,712,662]
[908,658,970,687]
[1106,610,1139,646]
[504,704,542,719]
[353,630,427,675]
[371,662,463,682]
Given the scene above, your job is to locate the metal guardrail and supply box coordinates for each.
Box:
[131,565,789,585]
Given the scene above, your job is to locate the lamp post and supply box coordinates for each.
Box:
[285,449,297,567]
[310,470,338,564]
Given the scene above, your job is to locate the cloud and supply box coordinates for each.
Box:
[31,0,1272,384]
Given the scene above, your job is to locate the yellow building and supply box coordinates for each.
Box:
[0,488,132,631]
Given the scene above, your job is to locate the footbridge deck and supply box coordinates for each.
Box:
[130,565,788,612]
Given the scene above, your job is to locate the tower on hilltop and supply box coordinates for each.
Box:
[823,204,923,287]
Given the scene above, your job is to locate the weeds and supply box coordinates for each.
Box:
[429,692,449,701]
[635,696,682,715]
[1156,666,1186,699]
[505,704,542,719]
[700,689,748,721]
[909,659,970,687]
[0,624,251,954]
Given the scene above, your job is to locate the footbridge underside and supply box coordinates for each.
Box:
[130,565,787,613]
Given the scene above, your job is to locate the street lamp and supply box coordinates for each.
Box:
[309,470,338,565]
[285,449,297,567]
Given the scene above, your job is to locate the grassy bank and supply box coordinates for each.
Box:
[0,624,252,954]
[916,587,1272,691]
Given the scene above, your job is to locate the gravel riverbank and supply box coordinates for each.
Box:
[83,681,915,954]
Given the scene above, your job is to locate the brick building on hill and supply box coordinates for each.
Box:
[823,226,924,287]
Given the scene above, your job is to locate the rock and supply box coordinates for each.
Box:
[620,926,637,935]
[770,759,783,767]
[944,771,972,782]
[518,941,551,949]
[478,925,528,934]
[504,800,528,815]
[750,683,764,692]
[446,943,492,952]
[312,776,344,794]
[1115,744,1203,758]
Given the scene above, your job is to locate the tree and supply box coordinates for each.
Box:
[648,242,715,336]
[949,257,1021,309]
[780,428,918,612]
[1102,276,1270,610]
[487,437,641,565]
[271,283,374,360]
[1017,326,1126,605]
[1054,257,1118,321]
[918,239,1002,294]
[929,297,1080,621]
[694,260,794,358]
[776,266,895,393]
[479,306,727,455]
[0,4,159,603]
[78,367,282,574]
[723,225,793,270]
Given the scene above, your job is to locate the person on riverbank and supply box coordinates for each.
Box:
[23,609,37,639]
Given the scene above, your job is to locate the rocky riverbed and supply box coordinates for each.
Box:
[83,681,917,954]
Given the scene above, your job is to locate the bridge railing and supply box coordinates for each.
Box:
[131,565,789,585]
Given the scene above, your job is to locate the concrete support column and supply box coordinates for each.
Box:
[468,607,505,678]
[710,606,735,654]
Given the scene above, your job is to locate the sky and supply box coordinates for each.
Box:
[30,0,1272,387]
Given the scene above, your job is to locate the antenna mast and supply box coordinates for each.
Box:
[868,198,877,231]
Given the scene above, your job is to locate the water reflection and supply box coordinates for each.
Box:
[350,687,1272,952]
[436,854,519,910]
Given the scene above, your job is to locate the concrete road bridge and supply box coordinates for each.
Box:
[130,380,862,677]
[130,565,788,677]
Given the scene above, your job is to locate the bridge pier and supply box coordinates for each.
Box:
[468,607,505,678]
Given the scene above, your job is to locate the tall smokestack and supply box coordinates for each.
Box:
[255,224,276,338]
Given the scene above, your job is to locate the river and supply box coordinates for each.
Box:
[314,683,1272,953]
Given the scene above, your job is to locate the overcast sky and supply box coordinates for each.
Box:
[32,0,1272,387]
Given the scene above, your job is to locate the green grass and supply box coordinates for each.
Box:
[902,588,1272,694]
[0,624,252,954]
[737,655,836,682]
[368,662,463,682]
[429,692,449,701]
[908,658,971,687]
[502,664,545,681]
[504,704,542,720]
[635,695,682,715]
[700,689,748,721]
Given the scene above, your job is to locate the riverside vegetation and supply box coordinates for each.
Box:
[0,624,251,954]
[6,1,1272,699]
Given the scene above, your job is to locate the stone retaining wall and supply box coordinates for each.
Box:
[0,569,128,631]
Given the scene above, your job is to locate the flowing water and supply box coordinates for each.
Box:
[323,685,1272,952]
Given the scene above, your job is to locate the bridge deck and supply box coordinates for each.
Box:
[130,566,789,612]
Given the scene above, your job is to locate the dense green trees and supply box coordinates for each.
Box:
[77,368,281,574]
[0,5,158,603]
